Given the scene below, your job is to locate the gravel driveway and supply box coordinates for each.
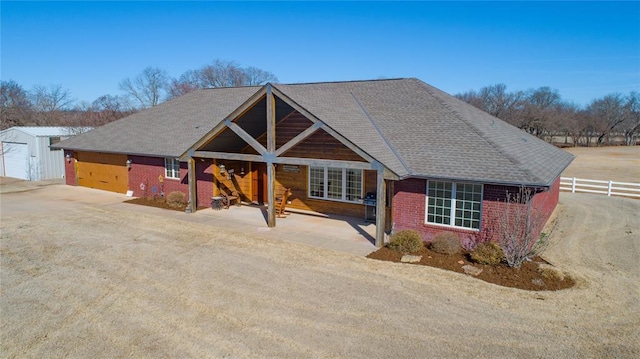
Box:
[1,181,639,358]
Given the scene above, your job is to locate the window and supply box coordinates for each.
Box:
[165,158,180,179]
[49,137,61,150]
[308,166,362,203]
[426,181,482,230]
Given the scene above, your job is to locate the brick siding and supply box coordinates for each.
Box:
[392,177,561,245]
[127,156,214,208]
[63,150,76,185]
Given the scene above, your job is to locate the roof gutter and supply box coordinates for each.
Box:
[399,173,557,189]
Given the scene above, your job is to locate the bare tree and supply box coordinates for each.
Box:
[167,69,201,99]
[119,67,169,108]
[497,187,550,268]
[520,87,563,139]
[62,94,135,132]
[166,60,279,100]
[556,103,587,147]
[1,80,32,129]
[456,84,523,125]
[198,59,246,88]
[587,93,627,146]
[30,84,75,125]
[622,92,640,146]
[244,66,278,85]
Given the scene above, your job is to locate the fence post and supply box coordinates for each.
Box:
[608,180,613,196]
[572,177,577,193]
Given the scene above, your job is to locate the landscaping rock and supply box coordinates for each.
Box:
[401,255,422,263]
[462,264,483,276]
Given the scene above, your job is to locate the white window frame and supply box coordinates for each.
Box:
[308,166,363,204]
[425,180,482,230]
[164,158,181,179]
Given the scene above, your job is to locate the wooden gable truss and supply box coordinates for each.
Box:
[181,84,393,246]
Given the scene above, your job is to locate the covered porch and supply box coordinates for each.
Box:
[182,84,397,247]
[191,204,377,256]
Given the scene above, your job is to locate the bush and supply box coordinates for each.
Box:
[166,191,186,208]
[388,230,423,253]
[430,232,461,255]
[497,187,550,268]
[469,242,504,265]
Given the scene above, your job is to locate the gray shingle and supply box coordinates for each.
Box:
[57,78,573,187]
[55,86,261,157]
[275,79,573,186]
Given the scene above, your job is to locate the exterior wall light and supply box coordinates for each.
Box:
[65,154,71,163]
[219,164,226,174]
[126,159,132,169]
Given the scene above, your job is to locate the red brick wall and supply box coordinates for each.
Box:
[195,159,214,208]
[63,150,76,185]
[127,156,214,208]
[392,177,561,245]
[531,177,560,220]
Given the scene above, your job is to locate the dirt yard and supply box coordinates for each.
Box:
[1,147,639,358]
[562,146,640,183]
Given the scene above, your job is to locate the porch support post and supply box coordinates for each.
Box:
[186,156,196,213]
[375,165,386,247]
[266,83,276,227]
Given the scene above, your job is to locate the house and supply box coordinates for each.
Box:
[0,126,83,181]
[53,78,574,247]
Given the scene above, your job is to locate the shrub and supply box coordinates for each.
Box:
[166,191,186,208]
[388,230,423,253]
[430,232,461,255]
[469,242,504,265]
[460,235,477,252]
[497,187,550,268]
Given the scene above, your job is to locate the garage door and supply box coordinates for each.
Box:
[75,152,128,193]
[2,142,30,180]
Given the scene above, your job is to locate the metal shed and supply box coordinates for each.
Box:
[0,127,79,181]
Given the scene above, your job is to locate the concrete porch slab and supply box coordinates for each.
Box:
[191,204,378,256]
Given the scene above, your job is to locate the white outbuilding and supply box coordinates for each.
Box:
[0,127,83,181]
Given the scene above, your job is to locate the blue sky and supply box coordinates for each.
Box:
[1,1,638,107]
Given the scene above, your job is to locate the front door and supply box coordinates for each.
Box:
[251,162,267,204]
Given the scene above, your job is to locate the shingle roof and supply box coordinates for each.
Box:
[274,79,573,186]
[54,86,261,157]
[56,78,573,187]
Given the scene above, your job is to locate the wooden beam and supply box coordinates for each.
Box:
[375,168,386,247]
[273,156,374,170]
[179,87,267,159]
[383,168,400,181]
[224,120,267,155]
[193,151,263,162]
[274,122,322,157]
[186,157,196,214]
[266,84,276,153]
[223,91,267,124]
[266,84,276,227]
[267,162,276,227]
[271,86,377,164]
[182,120,228,159]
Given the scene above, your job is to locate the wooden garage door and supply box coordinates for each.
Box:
[76,152,128,193]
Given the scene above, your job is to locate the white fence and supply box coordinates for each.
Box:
[560,177,640,198]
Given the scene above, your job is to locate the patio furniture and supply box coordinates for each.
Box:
[220,189,240,209]
[275,188,292,218]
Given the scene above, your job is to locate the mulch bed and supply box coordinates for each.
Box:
[367,246,575,291]
[124,197,207,212]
